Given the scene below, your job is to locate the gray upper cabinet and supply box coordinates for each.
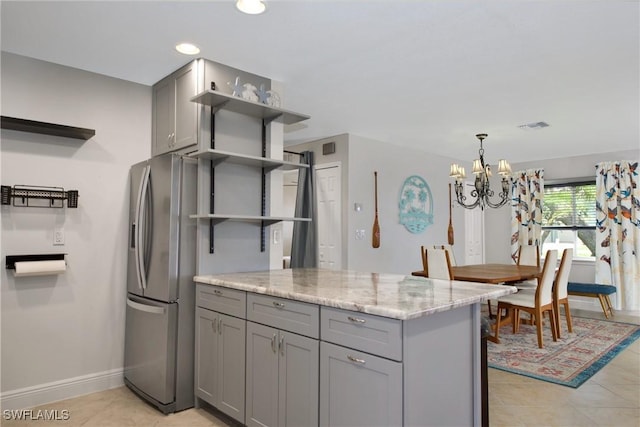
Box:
[152,61,198,156]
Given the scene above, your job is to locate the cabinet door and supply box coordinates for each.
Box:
[195,307,217,406]
[173,62,198,151]
[152,76,174,156]
[319,342,402,427]
[246,322,279,427]
[278,332,319,427]
[217,313,246,423]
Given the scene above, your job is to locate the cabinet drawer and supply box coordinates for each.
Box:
[319,341,402,427]
[196,284,246,318]
[247,294,319,339]
[320,307,402,361]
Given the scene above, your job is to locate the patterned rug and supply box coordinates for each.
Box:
[487,315,640,388]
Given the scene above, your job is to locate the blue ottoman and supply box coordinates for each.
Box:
[567,282,616,318]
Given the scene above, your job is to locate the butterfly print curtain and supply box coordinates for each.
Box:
[595,161,639,310]
[510,169,544,263]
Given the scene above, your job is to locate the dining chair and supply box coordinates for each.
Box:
[433,244,457,266]
[425,248,453,280]
[494,249,559,348]
[553,248,574,338]
[514,244,541,290]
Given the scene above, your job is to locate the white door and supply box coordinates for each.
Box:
[316,164,342,270]
[463,181,485,264]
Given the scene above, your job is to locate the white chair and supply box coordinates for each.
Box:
[425,248,453,280]
[433,244,457,266]
[514,244,540,290]
[494,250,559,348]
[553,248,574,338]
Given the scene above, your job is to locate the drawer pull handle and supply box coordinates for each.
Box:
[279,335,285,356]
[348,316,366,324]
[212,318,218,333]
[271,333,277,353]
[213,289,223,296]
[347,355,366,365]
[273,301,285,308]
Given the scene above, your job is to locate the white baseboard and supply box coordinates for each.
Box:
[0,368,124,411]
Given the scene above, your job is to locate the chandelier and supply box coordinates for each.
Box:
[449,133,512,210]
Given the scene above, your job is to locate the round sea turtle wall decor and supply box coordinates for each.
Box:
[399,175,434,234]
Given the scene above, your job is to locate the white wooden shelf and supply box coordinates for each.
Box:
[190,90,310,125]
[189,214,311,225]
[189,149,308,171]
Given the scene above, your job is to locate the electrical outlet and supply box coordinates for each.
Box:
[53,228,65,246]
[355,229,365,240]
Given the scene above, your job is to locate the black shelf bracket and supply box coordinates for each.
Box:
[1,185,79,208]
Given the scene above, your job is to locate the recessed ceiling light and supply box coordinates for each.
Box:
[236,0,266,15]
[175,43,200,55]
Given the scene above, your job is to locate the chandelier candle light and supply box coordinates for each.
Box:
[449,133,512,210]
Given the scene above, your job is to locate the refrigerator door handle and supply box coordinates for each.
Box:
[126,297,166,315]
[136,165,151,290]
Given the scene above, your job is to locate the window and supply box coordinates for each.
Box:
[541,181,596,259]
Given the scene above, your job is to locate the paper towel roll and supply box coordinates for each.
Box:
[13,260,66,277]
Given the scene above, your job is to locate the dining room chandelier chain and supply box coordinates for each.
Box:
[449,133,512,210]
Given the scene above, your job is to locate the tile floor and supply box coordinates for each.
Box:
[3,309,638,427]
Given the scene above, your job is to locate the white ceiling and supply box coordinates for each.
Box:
[1,1,638,164]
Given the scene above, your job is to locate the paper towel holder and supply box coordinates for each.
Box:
[6,253,66,270]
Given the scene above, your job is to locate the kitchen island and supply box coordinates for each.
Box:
[194,268,516,427]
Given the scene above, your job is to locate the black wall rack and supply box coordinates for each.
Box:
[1,185,79,208]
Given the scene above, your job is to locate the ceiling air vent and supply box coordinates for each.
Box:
[518,121,550,130]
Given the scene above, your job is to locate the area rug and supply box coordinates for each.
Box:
[487,315,640,388]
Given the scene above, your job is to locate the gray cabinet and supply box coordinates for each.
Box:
[195,307,246,423]
[152,60,198,156]
[246,321,319,427]
[319,341,402,427]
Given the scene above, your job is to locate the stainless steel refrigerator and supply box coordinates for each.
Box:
[124,154,197,413]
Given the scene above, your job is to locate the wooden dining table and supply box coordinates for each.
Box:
[411,264,542,284]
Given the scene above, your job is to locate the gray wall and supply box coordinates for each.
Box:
[1,53,150,404]
[346,135,465,274]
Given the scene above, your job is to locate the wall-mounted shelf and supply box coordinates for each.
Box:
[189,214,311,225]
[190,90,310,125]
[1,185,79,208]
[189,149,309,171]
[1,116,95,140]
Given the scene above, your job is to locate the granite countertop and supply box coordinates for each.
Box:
[194,268,517,320]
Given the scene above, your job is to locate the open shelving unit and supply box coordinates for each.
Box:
[190,90,310,125]
[190,88,311,253]
[189,214,312,224]
[189,148,309,171]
